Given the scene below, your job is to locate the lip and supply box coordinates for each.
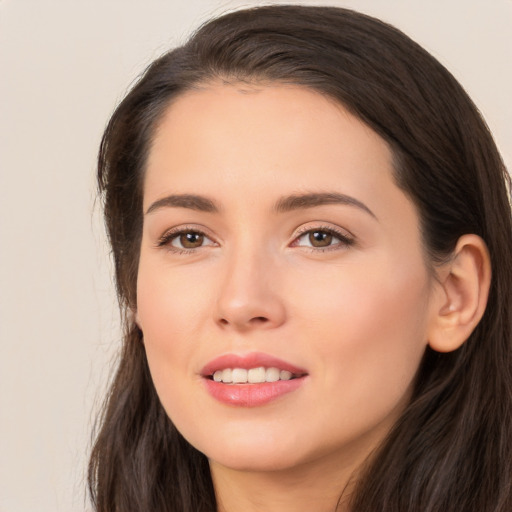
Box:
[201,352,308,407]
[201,352,307,376]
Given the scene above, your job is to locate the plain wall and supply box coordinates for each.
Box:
[0,1,510,510]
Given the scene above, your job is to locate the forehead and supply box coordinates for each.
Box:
[146,84,391,192]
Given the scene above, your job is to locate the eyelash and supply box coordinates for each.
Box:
[156,226,215,254]
[292,225,355,252]
[156,225,354,254]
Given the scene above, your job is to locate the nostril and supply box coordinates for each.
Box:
[251,316,269,324]
[219,316,269,325]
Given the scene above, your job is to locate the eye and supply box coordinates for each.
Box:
[173,232,206,249]
[293,227,354,250]
[157,228,217,252]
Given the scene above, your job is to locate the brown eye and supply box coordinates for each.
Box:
[178,232,204,248]
[308,231,333,247]
[293,227,354,251]
[158,228,216,252]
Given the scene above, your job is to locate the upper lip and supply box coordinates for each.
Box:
[201,352,308,377]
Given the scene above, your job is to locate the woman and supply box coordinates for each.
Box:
[89,5,512,511]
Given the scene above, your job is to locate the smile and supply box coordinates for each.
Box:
[201,353,308,406]
[211,367,297,384]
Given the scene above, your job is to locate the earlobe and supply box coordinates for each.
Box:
[428,234,491,353]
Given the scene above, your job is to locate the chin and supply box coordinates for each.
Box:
[187,428,310,473]
[207,448,307,473]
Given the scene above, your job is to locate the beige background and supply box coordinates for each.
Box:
[0,0,510,510]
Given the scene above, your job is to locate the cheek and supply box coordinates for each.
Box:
[136,258,213,381]
[294,253,430,336]
[137,253,213,327]
[136,258,227,444]
[292,257,430,415]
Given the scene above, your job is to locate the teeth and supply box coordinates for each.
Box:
[221,368,232,383]
[232,368,247,383]
[248,367,266,383]
[280,370,292,381]
[265,367,280,382]
[211,367,297,384]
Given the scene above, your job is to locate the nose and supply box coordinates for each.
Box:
[215,246,286,332]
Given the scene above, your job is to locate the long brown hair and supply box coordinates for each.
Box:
[89,6,512,511]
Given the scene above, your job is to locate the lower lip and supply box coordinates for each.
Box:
[203,377,306,407]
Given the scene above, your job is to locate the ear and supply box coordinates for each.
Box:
[428,234,491,353]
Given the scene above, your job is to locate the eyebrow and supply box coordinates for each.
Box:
[145,191,376,219]
[274,192,376,219]
[146,194,218,214]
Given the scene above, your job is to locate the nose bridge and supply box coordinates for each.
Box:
[215,235,285,330]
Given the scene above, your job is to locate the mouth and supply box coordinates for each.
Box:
[208,367,305,384]
[201,352,308,407]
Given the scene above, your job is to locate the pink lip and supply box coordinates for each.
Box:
[201,352,308,408]
[201,352,307,376]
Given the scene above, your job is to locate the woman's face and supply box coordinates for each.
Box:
[137,83,438,473]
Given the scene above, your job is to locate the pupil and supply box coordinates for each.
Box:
[309,231,332,247]
[181,232,203,248]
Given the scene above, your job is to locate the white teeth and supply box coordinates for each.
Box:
[232,368,248,383]
[280,370,292,381]
[266,367,280,382]
[211,367,297,384]
[221,368,232,383]
[248,367,266,383]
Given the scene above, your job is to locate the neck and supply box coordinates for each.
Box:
[210,450,366,512]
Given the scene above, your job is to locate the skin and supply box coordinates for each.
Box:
[136,83,444,511]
